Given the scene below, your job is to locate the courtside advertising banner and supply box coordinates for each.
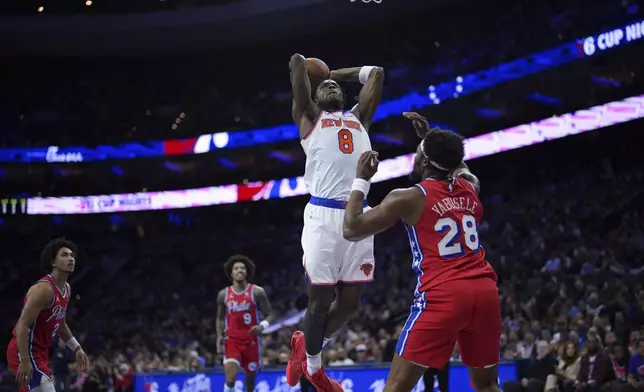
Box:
[135,362,516,392]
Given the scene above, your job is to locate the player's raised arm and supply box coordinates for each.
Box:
[402,112,431,138]
[331,66,385,130]
[402,112,480,193]
[290,54,319,137]
[249,286,274,336]
[343,151,422,241]
[216,288,226,352]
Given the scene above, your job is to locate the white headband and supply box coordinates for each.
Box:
[420,140,449,171]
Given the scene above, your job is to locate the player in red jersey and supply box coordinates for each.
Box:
[216,255,273,392]
[342,112,502,392]
[6,238,90,392]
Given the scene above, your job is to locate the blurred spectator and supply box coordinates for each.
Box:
[628,340,644,388]
[611,343,629,382]
[504,340,557,392]
[327,348,354,367]
[549,341,581,392]
[575,333,613,391]
[52,340,75,391]
[354,344,370,364]
[381,324,403,362]
[113,363,134,392]
[518,332,537,360]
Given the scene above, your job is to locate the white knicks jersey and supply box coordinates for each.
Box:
[301,110,372,200]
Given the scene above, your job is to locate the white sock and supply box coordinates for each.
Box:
[306,352,322,375]
[322,337,333,348]
[224,384,234,392]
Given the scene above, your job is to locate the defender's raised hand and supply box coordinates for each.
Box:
[356,151,379,181]
[403,112,431,138]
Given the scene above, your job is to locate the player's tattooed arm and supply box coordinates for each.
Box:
[253,286,274,324]
[452,162,481,194]
[290,54,319,135]
[216,288,226,341]
[329,66,384,129]
[355,67,385,130]
[249,286,274,336]
[15,282,54,361]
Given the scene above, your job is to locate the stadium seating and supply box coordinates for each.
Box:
[1,121,643,391]
[1,0,644,390]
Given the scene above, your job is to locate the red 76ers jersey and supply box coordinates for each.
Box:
[409,178,497,295]
[12,275,70,352]
[224,284,259,341]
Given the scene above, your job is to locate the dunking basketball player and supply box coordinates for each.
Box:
[287,53,385,391]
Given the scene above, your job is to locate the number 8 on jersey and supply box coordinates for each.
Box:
[337,129,354,154]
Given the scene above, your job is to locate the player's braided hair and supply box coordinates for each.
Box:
[41,237,76,272]
[421,127,465,172]
[223,254,256,282]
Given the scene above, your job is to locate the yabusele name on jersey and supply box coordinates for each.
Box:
[410,178,496,290]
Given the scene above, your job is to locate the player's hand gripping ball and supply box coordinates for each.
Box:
[306,58,330,90]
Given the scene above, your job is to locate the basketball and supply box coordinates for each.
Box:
[306,58,330,81]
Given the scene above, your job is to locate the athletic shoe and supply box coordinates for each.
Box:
[285,330,306,386]
[301,362,344,392]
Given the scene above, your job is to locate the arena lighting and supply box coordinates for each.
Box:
[3,19,644,164]
[25,95,644,215]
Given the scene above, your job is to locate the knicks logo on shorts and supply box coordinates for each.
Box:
[360,263,373,276]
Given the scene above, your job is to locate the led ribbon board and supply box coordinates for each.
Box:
[26,95,644,215]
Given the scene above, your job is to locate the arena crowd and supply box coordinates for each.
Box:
[1,122,643,392]
[1,0,644,390]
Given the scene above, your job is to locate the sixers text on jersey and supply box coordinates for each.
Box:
[224,284,260,341]
[222,284,262,375]
[217,255,274,392]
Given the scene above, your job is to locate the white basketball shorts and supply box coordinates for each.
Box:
[301,198,375,285]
